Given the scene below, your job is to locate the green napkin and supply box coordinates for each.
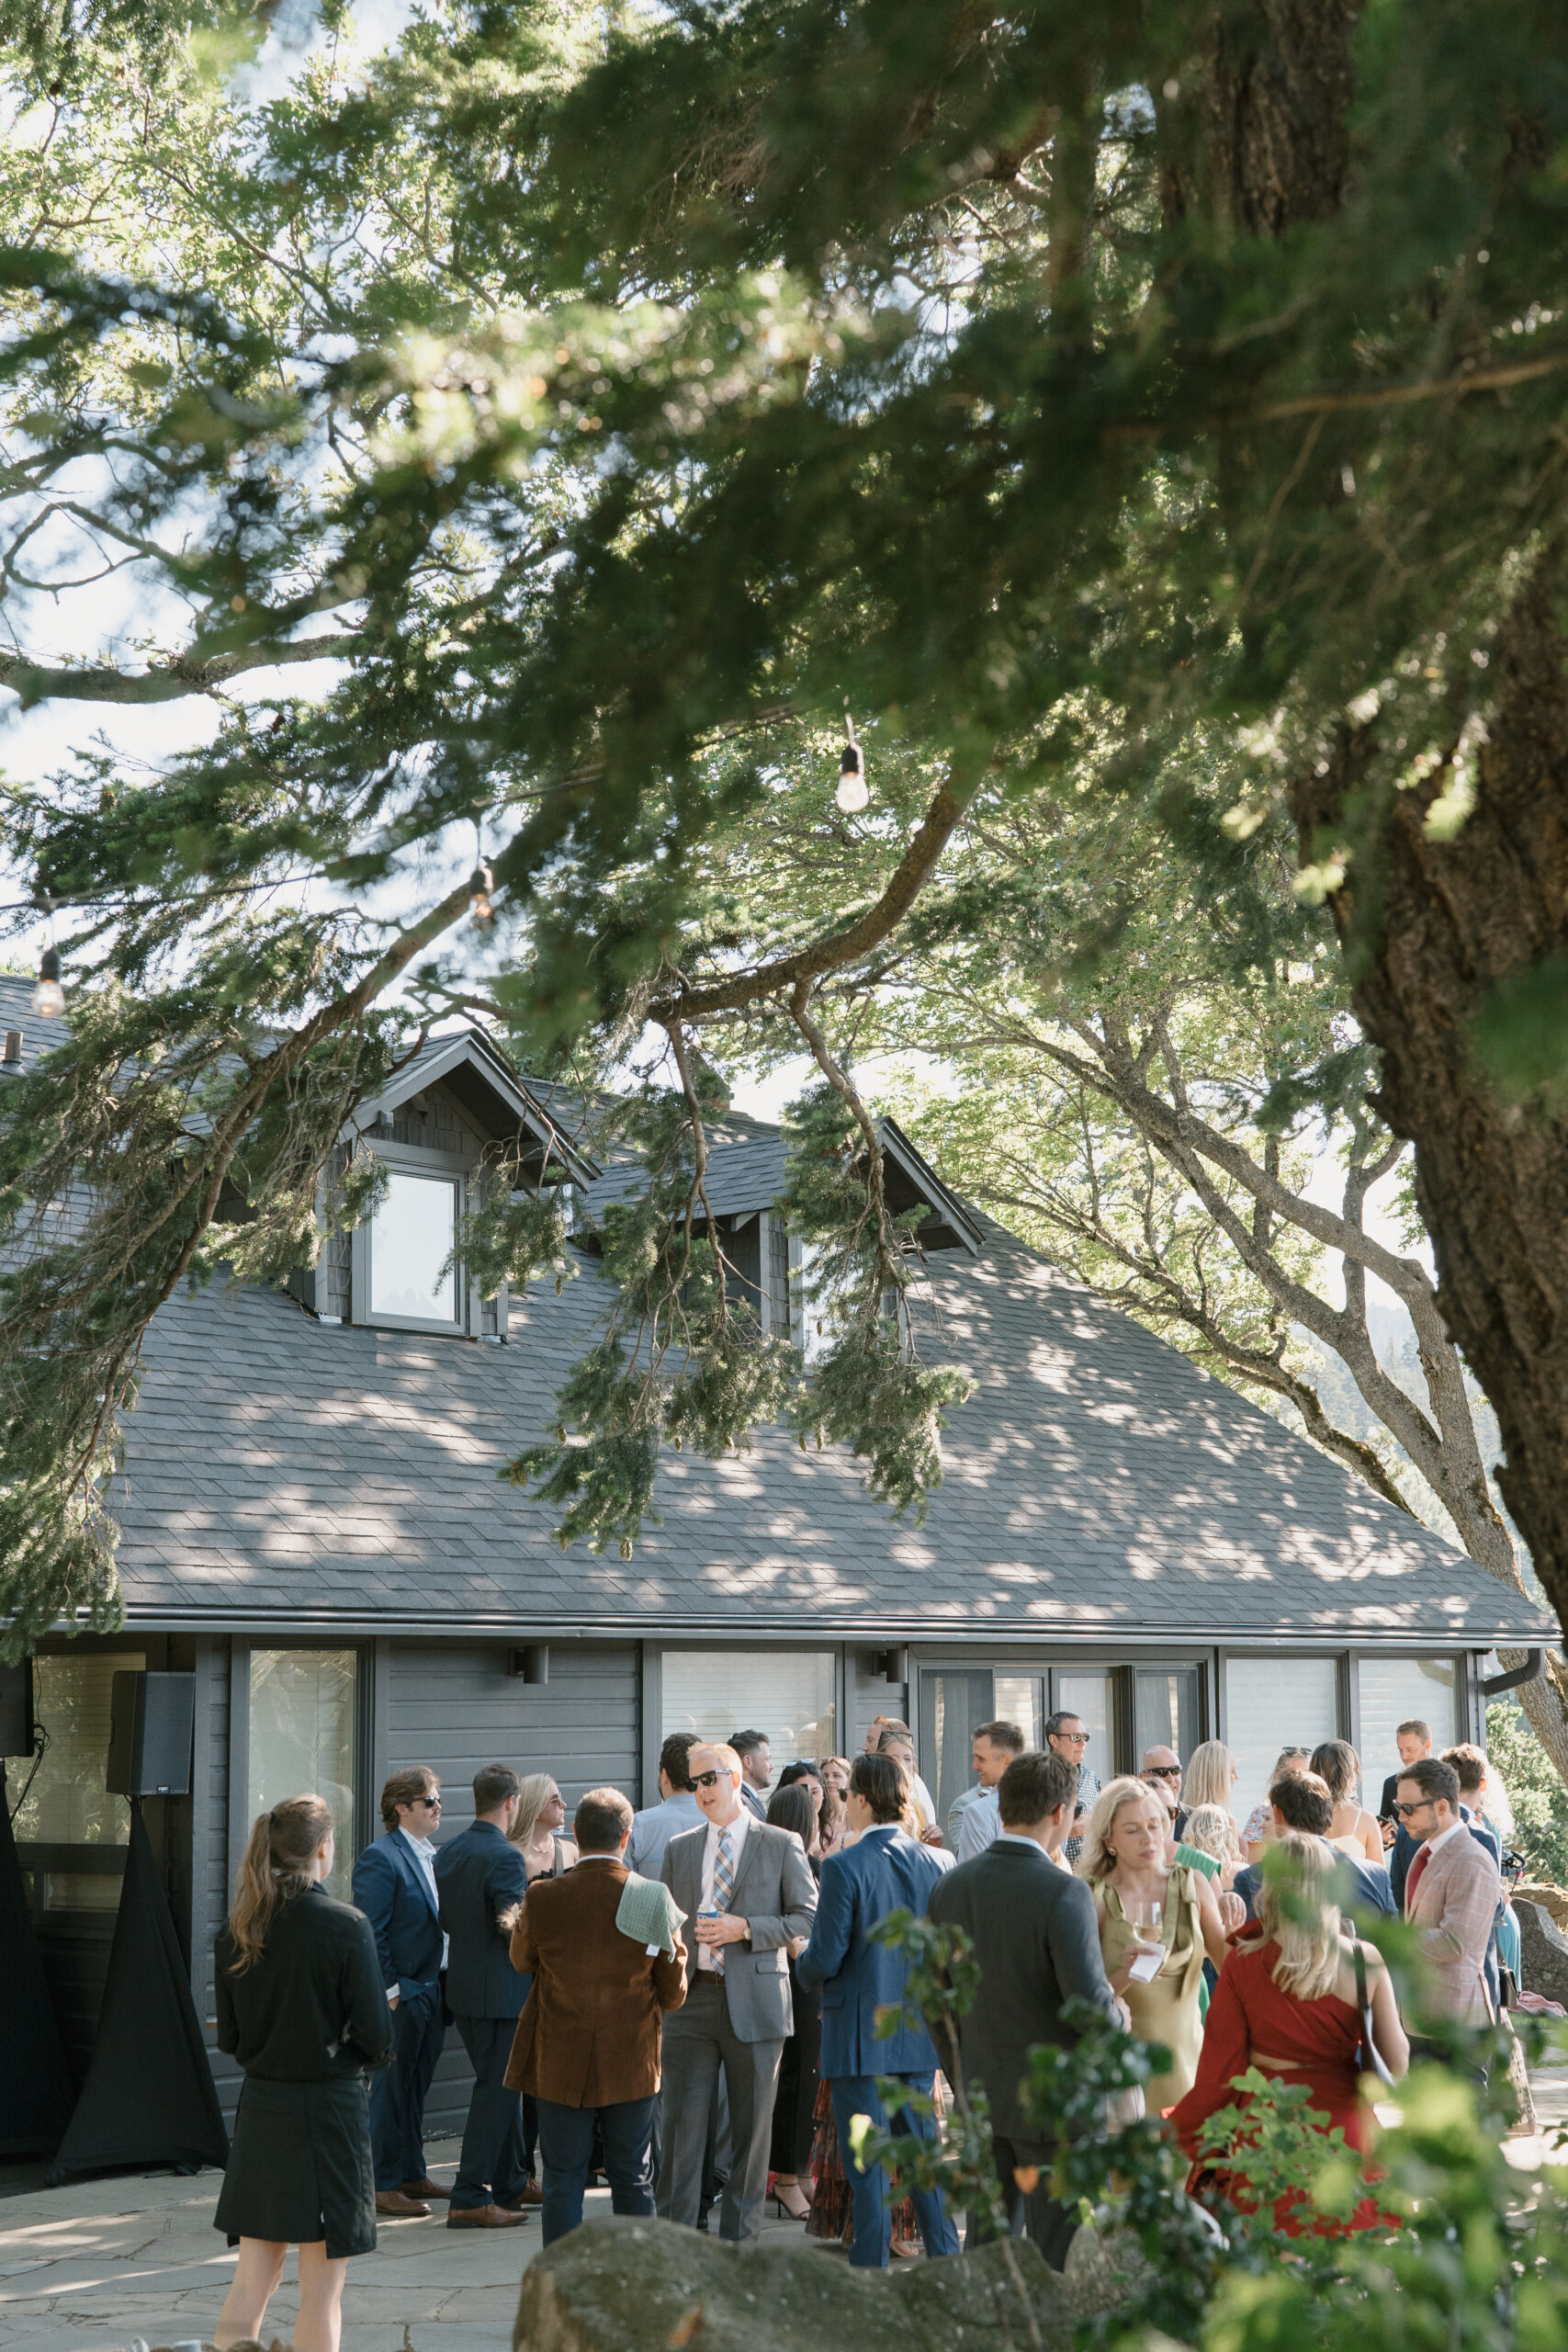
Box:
[615,1871,686,1957]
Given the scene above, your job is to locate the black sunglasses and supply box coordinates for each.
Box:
[1393,1798,1433,1817]
[692,1768,733,1790]
[1145,1767,1182,1781]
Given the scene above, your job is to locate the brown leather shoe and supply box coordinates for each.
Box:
[401,2177,451,2199]
[447,2202,529,2229]
[502,2177,544,2209]
[375,2189,432,2217]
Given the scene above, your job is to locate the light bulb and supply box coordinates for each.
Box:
[836,743,869,814]
[32,947,63,1019]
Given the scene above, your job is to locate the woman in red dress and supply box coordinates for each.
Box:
[1171,1833,1408,2233]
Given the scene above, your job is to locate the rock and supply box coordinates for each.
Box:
[1061,2221,1158,2318]
[1516,1901,1568,2006]
[513,2217,1075,2352]
[1515,1882,1568,1931]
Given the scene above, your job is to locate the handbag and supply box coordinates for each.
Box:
[1352,1941,1394,2087]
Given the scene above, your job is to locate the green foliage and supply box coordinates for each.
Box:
[7,0,1568,1626]
[1487,1697,1568,1883]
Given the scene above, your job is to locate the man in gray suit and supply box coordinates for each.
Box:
[928,1749,1122,2269]
[659,1741,817,2239]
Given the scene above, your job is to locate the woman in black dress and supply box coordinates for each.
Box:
[213,1794,391,2352]
[765,1781,823,2220]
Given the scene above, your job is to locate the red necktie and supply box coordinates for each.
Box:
[1404,1842,1430,1917]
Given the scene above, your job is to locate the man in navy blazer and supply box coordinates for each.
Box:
[796,1752,960,2269]
[434,1764,532,2230]
[1234,1771,1395,1923]
[354,1766,449,2216]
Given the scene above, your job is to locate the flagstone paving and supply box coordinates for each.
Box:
[2,2075,1565,2352]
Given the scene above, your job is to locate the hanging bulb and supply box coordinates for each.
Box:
[836,738,869,815]
[468,862,495,924]
[32,945,64,1019]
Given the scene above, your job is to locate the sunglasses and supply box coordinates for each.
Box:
[1145,1767,1181,1781]
[1055,1731,1090,1745]
[416,1794,442,1809]
[1393,1799,1434,1817]
[692,1769,734,1790]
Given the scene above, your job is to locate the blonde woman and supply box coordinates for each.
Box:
[1181,1803,1244,1892]
[213,1796,391,2352]
[1078,1775,1229,2110]
[509,1772,579,1880]
[1171,1833,1407,2231]
[1309,1741,1383,1865]
[1182,1742,1241,1825]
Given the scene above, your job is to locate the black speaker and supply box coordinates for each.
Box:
[0,1660,33,1758]
[106,1671,194,1797]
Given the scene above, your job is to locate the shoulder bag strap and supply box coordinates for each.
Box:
[1354,1941,1395,2087]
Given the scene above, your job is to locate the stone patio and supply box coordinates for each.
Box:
[3,2075,1565,2352]
[0,2138,815,2352]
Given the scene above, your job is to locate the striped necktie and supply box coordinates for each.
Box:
[710,1827,736,1974]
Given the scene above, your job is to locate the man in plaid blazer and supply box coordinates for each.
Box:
[1396,1755,1502,2077]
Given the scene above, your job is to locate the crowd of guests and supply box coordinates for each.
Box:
[205,1708,1521,2352]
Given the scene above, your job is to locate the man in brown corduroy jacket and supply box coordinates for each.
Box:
[505,1785,687,2245]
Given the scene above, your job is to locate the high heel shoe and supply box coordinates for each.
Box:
[771,2183,811,2220]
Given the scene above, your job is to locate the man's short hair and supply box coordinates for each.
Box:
[1269,1768,1334,1838]
[659,1732,701,1792]
[1044,1711,1084,1740]
[473,1762,522,1815]
[1396,1719,1431,1743]
[1398,1756,1461,1811]
[730,1729,769,1762]
[974,1719,1025,1756]
[998,1750,1077,1827]
[851,1751,908,1823]
[380,1765,437,1829]
[574,1786,635,1852]
[1440,1743,1487,1795]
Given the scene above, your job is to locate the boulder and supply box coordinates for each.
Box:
[1061,2221,1158,2318]
[1516,1901,1568,2007]
[513,2218,1076,2352]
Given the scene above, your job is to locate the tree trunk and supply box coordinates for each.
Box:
[1291,571,1568,1645]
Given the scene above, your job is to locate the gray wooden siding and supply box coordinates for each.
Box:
[382,1639,640,2136]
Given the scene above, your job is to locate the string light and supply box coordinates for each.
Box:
[836,714,869,814]
[32,945,64,1020]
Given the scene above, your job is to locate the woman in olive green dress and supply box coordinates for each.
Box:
[1078,1775,1231,2113]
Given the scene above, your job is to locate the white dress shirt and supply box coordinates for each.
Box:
[399,1826,449,1969]
[696,1806,750,1973]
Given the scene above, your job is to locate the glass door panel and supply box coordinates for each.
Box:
[1054,1670,1116,1791]
[1134,1668,1201,1770]
[918,1669,992,1844]
[992,1675,1044,1750]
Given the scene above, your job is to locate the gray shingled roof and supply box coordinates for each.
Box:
[106,1199,1548,1648]
[2,974,1544,1645]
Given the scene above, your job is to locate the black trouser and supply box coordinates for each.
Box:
[536,2095,656,2245]
[369,1983,445,2189]
[450,2014,529,2211]
[968,2132,1078,2272]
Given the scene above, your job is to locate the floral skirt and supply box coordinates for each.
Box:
[804,2076,934,2248]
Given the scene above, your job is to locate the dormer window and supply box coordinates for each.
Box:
[369,1171,460,1325]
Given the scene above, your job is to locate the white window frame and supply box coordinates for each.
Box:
[351,1140,483,1338]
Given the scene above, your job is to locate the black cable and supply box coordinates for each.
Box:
[6,1723,49,1822]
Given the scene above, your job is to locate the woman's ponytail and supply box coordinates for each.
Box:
[226,1793,334,1973]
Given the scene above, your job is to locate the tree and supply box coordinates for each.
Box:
[3,0,1568,1655]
